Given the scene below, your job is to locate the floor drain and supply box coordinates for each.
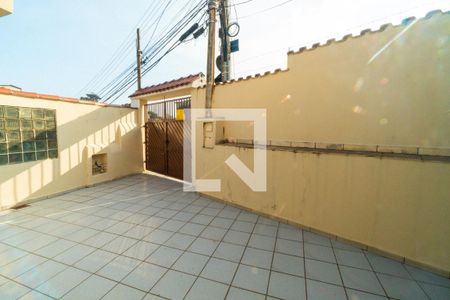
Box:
[11,204,30,210]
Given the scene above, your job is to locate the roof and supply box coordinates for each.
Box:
[0,87,130,108]
[130,73,205,98]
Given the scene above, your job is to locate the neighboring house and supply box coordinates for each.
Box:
[0,0,13,17]
[130,73,205,108]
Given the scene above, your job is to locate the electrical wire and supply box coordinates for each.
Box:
[227,0,255,7]
[100,0,208,103]
[77,0,163,96]
[89,0,174,95]
[99,1,206,101]
[237,0,295,19]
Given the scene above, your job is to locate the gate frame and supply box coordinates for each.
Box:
[144,97,190,180]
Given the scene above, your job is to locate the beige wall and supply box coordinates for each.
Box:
[0,0,13,17]
[188,13,450,273]
[200,13,449,150]
[0,95,143,209]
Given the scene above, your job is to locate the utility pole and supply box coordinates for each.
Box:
[136,28,142,90]
[205,0,218,112]
[220,0,231,82]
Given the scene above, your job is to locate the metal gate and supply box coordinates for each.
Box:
[145,97,190,181]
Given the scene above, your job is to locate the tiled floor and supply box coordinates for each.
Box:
[0,174,449,300]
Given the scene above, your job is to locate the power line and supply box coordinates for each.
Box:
[228,0,255,7]
[100,0,208,103]
[236,0,295,19]
[88,0,174,95]
[99,0,206,101]
[77,0,163,96]
[78,0,178,97]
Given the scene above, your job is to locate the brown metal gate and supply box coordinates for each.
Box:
[145,97,190,181]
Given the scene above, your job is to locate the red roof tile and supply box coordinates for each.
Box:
[130,73,204,97]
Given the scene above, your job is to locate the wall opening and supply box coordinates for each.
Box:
[92,153,107,175]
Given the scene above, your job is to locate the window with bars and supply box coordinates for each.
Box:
[0,105,58,165]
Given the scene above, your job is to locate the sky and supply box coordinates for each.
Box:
[0,0,449,104]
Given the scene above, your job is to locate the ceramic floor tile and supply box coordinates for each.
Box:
[210,217,234,229]
[334,248,371,270]
[74,249,118,273]
[420,282,450,300]
[185,278,228,300]
[241,247,273,269]
[304,243,336,263]
[340,265,385,296]
[53,244,96,265]
[200,257,238,284]
[305,258,342,285]
[231,221,255,233]
[143,229,174,244]
[213,242,245,262]
[190,214,214,225]
[307,279,346,300]
[268,271,306,300]
[97,256,141,281]
[102,283,146,300]
[366,253,412,279]
[226,287,265,300]
[159,220,186,232]
[146,246,183,268]
[124,225,154,240]
[331,239,364,252]
[378,273,428,300]
[19,290,54,300]
[236,212,258,223]
[200,226,228,241]
[0,253,47,279]
[256,217,279,227]
[101,236,139,254]
[35,267,90,299]
[172,251,209,276]
[217,209,240,220]
[17,234,58,252]
[0,247,28,266]
[164,233,196,250]
[151,270,196,300]
[253,224,277,237]
[82,231,119,248]
[122,262,167,292]
[173,212,195,222]
[64,228,100,243]
[277,227,302,242]
[232,264,270,294]
[143,293,166,300]
[248,234,276,251]
[188,238,219,256]
[223,230,251,246]
[178,223,206,236]
[272,252,304,277]
[15,260,67,289]
[405,265,450,288]
[61,274,116,300]
[346,288,388,300]
[303,231,332,247]
[275,238,303,257]
[141,217,167,229]
[123,240,159,260]
[0,280,31,299]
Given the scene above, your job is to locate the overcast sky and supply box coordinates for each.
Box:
[0,0,448,104]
